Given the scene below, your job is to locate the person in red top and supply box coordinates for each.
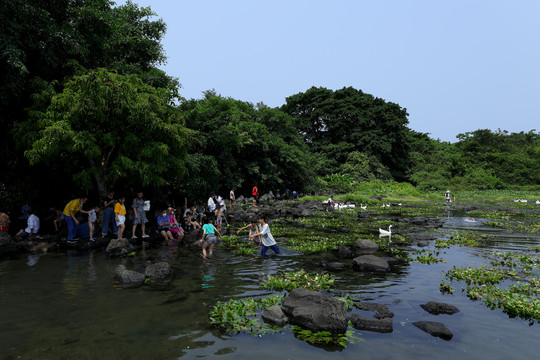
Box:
[252,186,259,207]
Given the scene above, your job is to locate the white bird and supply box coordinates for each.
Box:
[360,204,367,210]
[536,200,540,205]
[514,199,520,202]
[379,225,392,236]
[520,199,528,203]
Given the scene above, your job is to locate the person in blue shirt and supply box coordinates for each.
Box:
[199,217,221,258]
[157,208,174,243]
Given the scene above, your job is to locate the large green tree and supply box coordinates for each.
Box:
[15,68,189,197]
[179,93,313,198]
[282,86,413,181]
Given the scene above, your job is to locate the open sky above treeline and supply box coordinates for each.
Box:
[122,0,540,142]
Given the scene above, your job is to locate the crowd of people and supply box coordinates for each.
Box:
[0,185,287,259]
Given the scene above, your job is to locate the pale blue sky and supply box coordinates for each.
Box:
[123,0,539,142]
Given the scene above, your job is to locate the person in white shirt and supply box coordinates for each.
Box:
[229,188,235,208]
[249,216,280,258]
[16,209,40,239]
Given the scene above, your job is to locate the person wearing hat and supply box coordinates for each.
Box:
[445,190,451,203]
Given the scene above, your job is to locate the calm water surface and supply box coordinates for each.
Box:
[1,215,540,360]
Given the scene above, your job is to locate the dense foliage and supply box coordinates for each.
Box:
[0,0,538,211]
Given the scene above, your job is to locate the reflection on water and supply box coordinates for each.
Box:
[0,214,540,359]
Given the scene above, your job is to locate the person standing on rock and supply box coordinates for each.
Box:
[101,190,117,238]
[114,196,127,239]
[252,185,259,207]
[62,196,88,242]
[230,188,236,208]
[250,216,280,258]
[131,192,149,239]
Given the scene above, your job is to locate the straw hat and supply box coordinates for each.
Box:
[446,190,450,193]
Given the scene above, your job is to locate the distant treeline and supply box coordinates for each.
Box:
[1,0,539,211]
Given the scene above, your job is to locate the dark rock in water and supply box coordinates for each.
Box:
[145,262,173,281]
[415,234,438,241]
[261,305,288,326]
[462,206,477,212]
[106,238,135,257]
[354,302,394,319]
[420,301,460,315]
[353,239,379,252]
[413,321,453,340]
[114,266,145,288]
[326,262,347,271]
[352,255,390,272]
[281,288,348,333]
[357,212,369,221]
[370,195,385,201]
[348,314,393,333]
[0,231,19,259]
[416,241,429,247]
[338,244,353,259]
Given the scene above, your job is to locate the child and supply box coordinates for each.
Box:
[215,207,224,232]
[199,217,221,258]
[237,220,261,246]
[184,211,201,232]
[249,216,280,258]
[88,206,100,242]
[114,197,126,239]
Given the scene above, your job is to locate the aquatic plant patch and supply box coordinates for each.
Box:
[290,325,362,348]
[209,294,285,334]
[261,269,335,291]
[435,232,485,248]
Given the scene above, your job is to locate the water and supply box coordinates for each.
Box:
[1,216,540,359]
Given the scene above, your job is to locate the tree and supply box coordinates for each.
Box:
[16,68,189,197]
[179,94,313,196]
[282,86,412,180]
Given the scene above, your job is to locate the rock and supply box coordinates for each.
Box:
[420,301,460,315]
[0,231,19,258]
[338,244,353,259]
[114,266,146,288]
[281,288,348,334]
[325,262,347,271]
[353,239,379,252]
[416,241,429,247]
[145,262,173,281]
[413,321,453,340]
[261,305,288,326]
[348,314,393,333]
[352,255,390,272]
[354,302,394,319]
[106,238,135,257]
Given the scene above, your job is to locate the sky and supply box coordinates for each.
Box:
[121,0,540,142]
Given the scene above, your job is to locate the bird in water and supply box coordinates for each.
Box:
[379,225,392,236]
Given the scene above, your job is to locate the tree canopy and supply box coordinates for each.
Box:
[16,68,189,197]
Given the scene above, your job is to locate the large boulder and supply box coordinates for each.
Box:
[145,262,173,281]
[353,239,379,253]
[413,321,453,340]
[420,301,460,315]
[114,266,146,289]
[106,238,134,257]
[261,305,288,326]
[348,314,393,333]
[352,255,390,272]
[281,288,348,334]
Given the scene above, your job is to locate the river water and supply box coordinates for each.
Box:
[1,213,540,359]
